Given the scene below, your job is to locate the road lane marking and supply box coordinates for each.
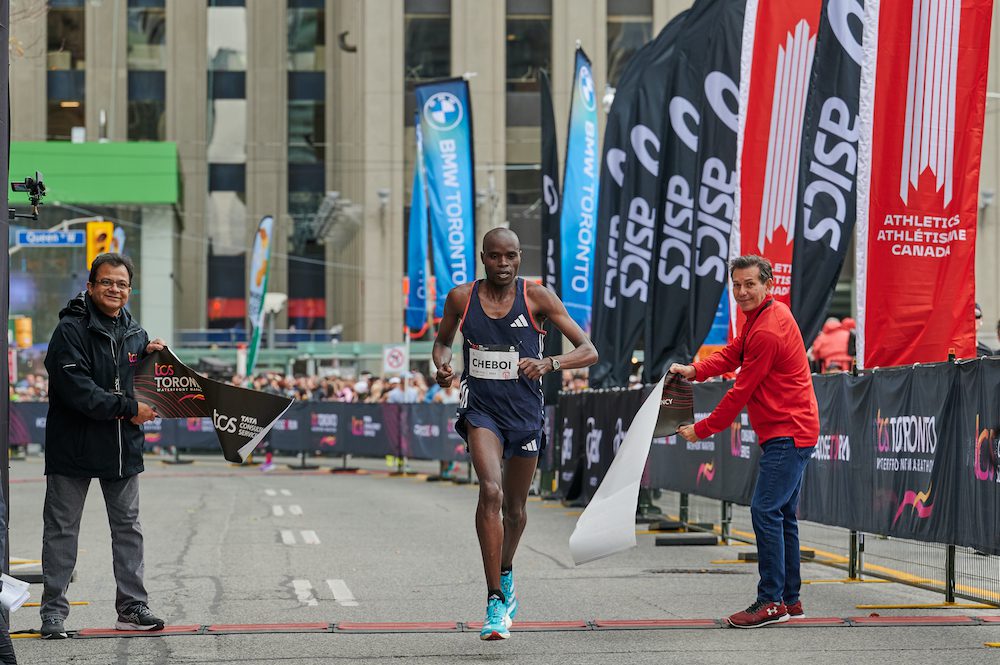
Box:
[327,579,359,606]
[265,489,276,496]
[292,580,318,606]
[272,505,285,517]
[281,489,292,496]
[281,530,296,545]
[289,505,303,516]
[301,530,320,545]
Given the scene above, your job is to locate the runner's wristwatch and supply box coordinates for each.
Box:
[549,357,561,371]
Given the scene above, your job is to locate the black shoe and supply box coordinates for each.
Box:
[40,617,68,639]
[115,604,165,631]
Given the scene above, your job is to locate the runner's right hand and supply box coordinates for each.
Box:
[436,364,454,388]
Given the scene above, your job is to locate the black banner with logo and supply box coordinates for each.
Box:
[561,358,1000,553]
[645,0,745,381]
[539,69,563,405]
[791,0,864,348]
[589,12,689,388]
[135,350,293,462]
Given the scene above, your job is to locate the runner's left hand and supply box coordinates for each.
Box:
[518,357,550,381]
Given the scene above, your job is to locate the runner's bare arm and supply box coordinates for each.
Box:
[432,285,472,387]
[519,283,598,380]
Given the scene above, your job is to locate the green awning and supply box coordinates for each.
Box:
[9,141,179,205]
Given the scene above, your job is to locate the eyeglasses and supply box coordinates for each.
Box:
[94,278,131,290]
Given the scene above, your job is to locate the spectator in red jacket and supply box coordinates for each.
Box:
[670,255,818,629]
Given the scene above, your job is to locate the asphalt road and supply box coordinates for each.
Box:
[4,454,998,664]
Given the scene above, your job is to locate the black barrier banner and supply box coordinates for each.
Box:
[135,349,293,463]
[572,358,1000,553]
[589,11,689,388]
[9,402,47,447]
[338,403,393,458]
[790,0,864,348]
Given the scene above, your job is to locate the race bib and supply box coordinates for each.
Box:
[469,345,520,380]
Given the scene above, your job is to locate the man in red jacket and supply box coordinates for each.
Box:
[670,255,818,629]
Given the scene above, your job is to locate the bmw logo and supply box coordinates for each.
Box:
[578,66,596,111]
[423,92,464,131]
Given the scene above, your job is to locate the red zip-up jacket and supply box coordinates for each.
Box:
[692,297,819,447]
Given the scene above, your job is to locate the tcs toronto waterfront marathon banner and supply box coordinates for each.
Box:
[415,78,476,320]
[135,349,293,463]
[558,358,1000,554]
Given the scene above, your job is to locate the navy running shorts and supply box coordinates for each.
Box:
[456,411,545,460]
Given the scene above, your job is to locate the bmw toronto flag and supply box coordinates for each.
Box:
[135,349,293,463]
[415,78,476,320]
[559,48,600,332]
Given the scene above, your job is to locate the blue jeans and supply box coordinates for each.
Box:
[750,438,815,604]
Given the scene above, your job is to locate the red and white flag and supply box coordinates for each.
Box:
[733,0,823,334]
[856,0,992,367]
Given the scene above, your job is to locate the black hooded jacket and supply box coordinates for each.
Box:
[43,292,150,479]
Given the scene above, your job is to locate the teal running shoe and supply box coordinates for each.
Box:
[500,569,518,621]
[479,596,511,640]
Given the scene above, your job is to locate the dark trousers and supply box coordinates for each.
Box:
[41,474,148,620]
[750,438,815,604]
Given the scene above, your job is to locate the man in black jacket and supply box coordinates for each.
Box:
[40,254,166,639]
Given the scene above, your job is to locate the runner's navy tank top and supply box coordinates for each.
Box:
[459,278,545,432]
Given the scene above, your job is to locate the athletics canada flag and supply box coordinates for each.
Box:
[135,349,293,463]
[855,0,992,367]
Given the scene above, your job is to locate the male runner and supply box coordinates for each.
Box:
[434,228,598,640]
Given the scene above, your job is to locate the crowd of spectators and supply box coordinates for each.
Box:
[9,369,594,403]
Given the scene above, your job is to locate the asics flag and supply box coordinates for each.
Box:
[791,0,865,349]
[559,48,600,332]
[135,349,293,463]
[589,12,689,388]
[645,0,746,380]
[734,0,822,334]
[855,0,991,367]
[539,70,563,404]
[406,114,430,336]
[246,215,273,376]
[416,78,476,320]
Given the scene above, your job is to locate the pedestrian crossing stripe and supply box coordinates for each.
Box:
[510,314,529,328]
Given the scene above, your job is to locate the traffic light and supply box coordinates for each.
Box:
[86,221,114,271]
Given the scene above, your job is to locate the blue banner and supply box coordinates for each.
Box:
[559,48,600,332]
[406,115,429,335]
[415,79,476,319]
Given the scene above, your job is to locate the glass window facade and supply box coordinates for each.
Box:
[47,1,85,71]
[505,2,549,273]
[47,1,85,140]
[505,7,550,93]
[207,2,249,328]
[607,0,653,89]
[287,1,327,329]
[127,1,166,70]
[288,4,325,71]
[404,1,450,125]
